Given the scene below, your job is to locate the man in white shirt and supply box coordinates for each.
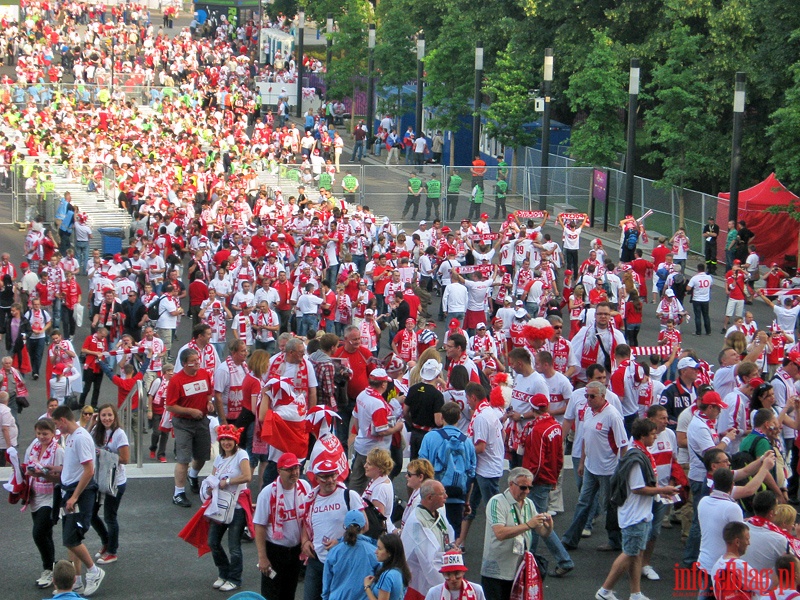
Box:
[697,468,744,579]
[686,262,714,335]
[442,278,468,324]
[740,490,790,573]
[155,284,183,360]
[295,283,324,338]
[457,382,504,548]
[561,380,628,552]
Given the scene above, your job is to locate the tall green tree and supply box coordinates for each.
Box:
[372,0,417,121]
[325,0,372,122]
[643,23,720,227]
[769,58,800,192]
[482,41,539,168]
[563,30,627,167]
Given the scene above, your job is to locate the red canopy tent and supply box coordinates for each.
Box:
[716,173,800,271]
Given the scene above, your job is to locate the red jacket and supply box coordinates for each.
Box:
[522,414,563,486]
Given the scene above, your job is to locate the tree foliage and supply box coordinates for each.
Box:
[563,30,627,167]
[325,0,372,102]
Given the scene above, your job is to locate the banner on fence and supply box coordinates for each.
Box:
[453,265,495,277]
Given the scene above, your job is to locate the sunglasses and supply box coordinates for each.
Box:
[82,411,94,416]
[512,481,531,492]
[316,473,337,481]
[406,471,420,477]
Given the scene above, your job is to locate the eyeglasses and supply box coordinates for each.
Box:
[511,481,531,492]
[406,471,420,477]
[553,326,563,330]
[316,473,337,481]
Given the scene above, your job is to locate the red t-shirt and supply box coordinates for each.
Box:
[651,245,669,269]
[333,345,374,400]
[188,280,209,307]
[166,369,213,414]
[240,374,261,415]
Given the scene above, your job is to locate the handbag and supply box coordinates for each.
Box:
[96,447,119,497]
[204,488,240,524]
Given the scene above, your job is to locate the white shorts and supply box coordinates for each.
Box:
[725,298,744,318]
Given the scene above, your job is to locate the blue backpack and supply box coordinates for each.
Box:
[625,229,639,250]
[433,429,471,500]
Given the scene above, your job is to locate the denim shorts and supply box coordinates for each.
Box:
[621,519,652,556]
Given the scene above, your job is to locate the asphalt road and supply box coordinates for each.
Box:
[0,218,773,600]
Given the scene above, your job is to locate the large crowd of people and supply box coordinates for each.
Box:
[5,3,800,600]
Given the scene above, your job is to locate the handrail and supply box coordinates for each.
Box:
[119,380,145,468]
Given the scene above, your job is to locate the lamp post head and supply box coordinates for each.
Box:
[475,42,484,71]
[417,33,425,60]
[544,48,553,82]
[368,24,375,49]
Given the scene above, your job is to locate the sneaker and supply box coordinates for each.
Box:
[149,450,156,459]
[581,529,592,538]
[33,373,39,380]
[97,554,118,565]
[630,594,652,600]
[219,581,240,592]
[173,492,192,507]
[94,546,107,559]
[213,578,226,589]
[595,590,620,600]
[548,510,558,516]
[188,476,200,493]
[641,565,660,581]
[159,456,167,463]
[36,570,53,588]
[72,580,84,594]
[84,568,105,597]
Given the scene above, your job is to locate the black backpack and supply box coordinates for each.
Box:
[146,296,163,321]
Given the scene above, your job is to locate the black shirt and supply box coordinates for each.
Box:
[404,382,444,430]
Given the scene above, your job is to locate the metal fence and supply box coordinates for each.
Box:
[524,147,721,254]
[262,162,534,226]
[4,81,196,108]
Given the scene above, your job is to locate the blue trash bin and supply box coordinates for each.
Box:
[98,227,124,255]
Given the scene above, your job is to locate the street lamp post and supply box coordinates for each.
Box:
[624,58,640,217]
[415,33,424,141]
[366,24,376,141]
[728,72,746,223]
[296,10,305,118]
[326,13,333,87]
[471,41,483,160]
[538,48,553,210]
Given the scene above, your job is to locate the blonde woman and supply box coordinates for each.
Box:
[407,347,445,388]
[363,448,397,534]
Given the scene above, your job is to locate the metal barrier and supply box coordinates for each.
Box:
[3,81,196,108]
[118,380,145,468]
[525,147,721,253]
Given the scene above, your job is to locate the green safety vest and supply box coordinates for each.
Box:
[498,160,509,176]
[408,177,422,194]
[426,179,441,198]
[319,172,333,190]
[472,186,484,204]
[342,175,358,192]
[496,179,508,197]
[448,174,462,193]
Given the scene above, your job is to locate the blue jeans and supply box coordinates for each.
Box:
[76,241,89,274]
[208,507,246,586]
[572,456,600,529]
[298,313,320,337]
[529,483,574,569]
[90,483,126,554]
[352,254,366,276]
[446,312,465,326]
[683,479,710,567]
[465,474,499,522]
[561,470,611,548]
[304,556,325,600]
[351,140,364,162]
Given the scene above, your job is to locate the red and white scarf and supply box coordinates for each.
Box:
[439,580,479,600]
[747,516,800,556]
[269,479,309,541]
[25,436,59,498]
[188,339,218,380]
[255,310,277,343]
[268,352,310,397]
[1,366,28,397]
[672,236,689,254]
[359,319,377,352]
[395,329,418,362]
[468,400,490,437]
[632,439,657,476]
[224,355,251,419]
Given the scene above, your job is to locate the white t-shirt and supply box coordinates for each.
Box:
[308,487,365,562]
[0,403,18,448]
[687,414,719,481]
[354,389,392,455]
[687,273,713,302]
[565,389,623,460]
[649,428,678,486]
[363,475,396,533]
[213,448,250,494]
[543,371,572,423]
[582,403,628,476]
[463,280,492,312]
[617,462,653,529]
[156,295,179,329]
[676,406,693,464]
[209,277,233,297]
[510,370,550,415]
[253,479,312,547]
[61,427,95,487]
[471,406,504,478]
[96,427,130,486]
[740,523,790,573]
[698,492,744,573]
[710,557,765,598]
[713,366,738,399]
[442,389,471,433]
[562,226,583,251]
[774,305,800,335]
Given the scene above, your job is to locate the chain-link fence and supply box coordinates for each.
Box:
[524,147,721,254]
